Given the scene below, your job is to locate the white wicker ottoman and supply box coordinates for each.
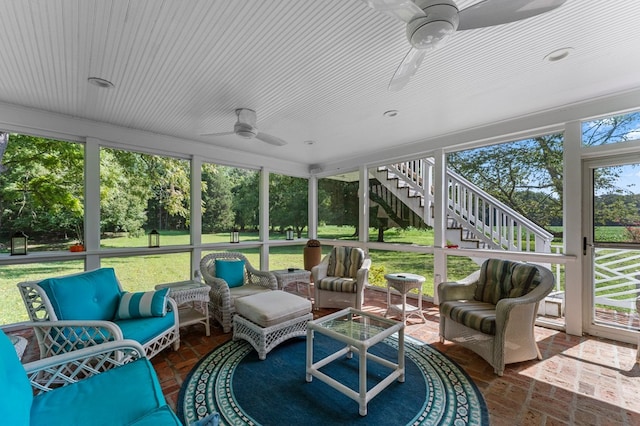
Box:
[233,290,313,360]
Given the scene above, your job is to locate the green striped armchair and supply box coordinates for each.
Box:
[438,259,554,376]
[312,247,370,310]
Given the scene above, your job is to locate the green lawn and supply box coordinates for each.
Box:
[0,224,580,324]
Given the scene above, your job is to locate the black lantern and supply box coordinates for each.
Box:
[230,228,240,244]
[148,229,160,248]
[10,231,28,255]
[286,228,294,240]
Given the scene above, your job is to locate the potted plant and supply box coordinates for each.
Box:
[303,239,322,271]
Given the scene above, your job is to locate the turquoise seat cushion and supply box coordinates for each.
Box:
[440,300,497,335]
[0,331,31,426]
[128,405,183,426]
[115,288,170,320]
[327,247,364,278]
[38,268,121,320]
[115,310,176,345]
[30,358,169,426]
[317,276,357,293]
[215,259,245,288]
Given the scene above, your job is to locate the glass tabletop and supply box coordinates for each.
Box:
[310,308,402,343]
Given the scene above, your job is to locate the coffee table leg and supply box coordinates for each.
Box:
[359,346,367,416]
[398,327,405,383]
[306,328,313,382]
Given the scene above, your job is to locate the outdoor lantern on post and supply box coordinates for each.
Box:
[10,231,28,255]
[148,229,160,248]
[230,228,240,244]
[286,228,294,240]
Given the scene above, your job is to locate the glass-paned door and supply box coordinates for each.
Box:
[584,157,640,341]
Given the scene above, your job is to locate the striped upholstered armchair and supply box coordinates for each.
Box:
[438,258,554,376]
[312,247,370,310]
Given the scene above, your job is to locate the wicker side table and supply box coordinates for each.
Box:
[155,280,211,336]
[384,273,427,324]
[271,269,312,300]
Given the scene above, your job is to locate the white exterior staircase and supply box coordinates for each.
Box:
[370,159,553,253]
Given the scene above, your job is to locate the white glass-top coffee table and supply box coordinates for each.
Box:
[305,308,405,416]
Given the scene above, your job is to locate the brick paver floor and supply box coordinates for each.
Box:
[151,288,640,425]
[14,286,639,425]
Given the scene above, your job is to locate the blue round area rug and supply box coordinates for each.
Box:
[178,334,489,425]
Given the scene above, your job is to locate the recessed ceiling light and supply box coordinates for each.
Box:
[87,77,115,89]
[383,110,399,118]
[544,47,574,63]
[304,140,315,145]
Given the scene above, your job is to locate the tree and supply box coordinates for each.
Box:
[0,134,84,242]
[201,163,235,232]
[270,174,308,237]
[229,168,259,231]
[446,112,640,228]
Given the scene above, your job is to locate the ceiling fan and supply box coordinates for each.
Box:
[202,108,287,146]
[362,0,567,91]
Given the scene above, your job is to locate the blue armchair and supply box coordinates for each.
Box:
[17,267,180,359]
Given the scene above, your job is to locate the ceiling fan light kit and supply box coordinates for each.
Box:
[406,1,459,50]
[362,0,567,90]
[202,108,288,146]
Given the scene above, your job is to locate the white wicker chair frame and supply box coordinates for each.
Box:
[311,249,371,310]
[233,312,313,360]
[196,252,277,333]
[24,337,145,395]
[17,275,180,360]
[437,262,555,376]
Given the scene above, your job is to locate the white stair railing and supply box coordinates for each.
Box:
[377,158,553,252]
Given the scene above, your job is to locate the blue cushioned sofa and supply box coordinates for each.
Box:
[0,330,183,426]
[17,268,180,359]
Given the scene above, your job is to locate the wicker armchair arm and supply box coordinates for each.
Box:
[23,338,145,394]
[437,270,480,303]
[311,255,330,282]
[356,258,371,288]
[30,320,124,358]
[247,269,277,289]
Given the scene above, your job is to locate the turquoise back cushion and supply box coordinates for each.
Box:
[115,288,169,320]
[215,259,245,288]
[38,268,121,320]
[0,330,32,426]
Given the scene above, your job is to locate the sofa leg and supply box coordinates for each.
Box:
[439,336,445,343]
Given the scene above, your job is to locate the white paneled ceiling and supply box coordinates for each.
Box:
[0,0,639,169]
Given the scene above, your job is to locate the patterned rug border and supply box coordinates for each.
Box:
[177,335,489,426]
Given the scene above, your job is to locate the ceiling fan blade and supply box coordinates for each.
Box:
[200,131,235,137]
[458,0,567,31]
[256,132,287,146]
[361,0,425,23]
[388,48,426,91]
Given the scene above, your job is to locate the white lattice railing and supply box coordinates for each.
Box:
[594,248,640,310]
[379,158,553,252]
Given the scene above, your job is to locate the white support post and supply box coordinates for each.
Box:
[433,149,447,304]
[359,165,369,246]
[564,120,583,336]
[308,175,318,239]
[84,138,101,271]
[260,168,269,269]
[191,156,202,277]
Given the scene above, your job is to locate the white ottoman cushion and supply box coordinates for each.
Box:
[235,290,312,328]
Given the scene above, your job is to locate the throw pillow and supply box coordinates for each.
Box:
[215,259,245,288]
[115,288,169,320]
